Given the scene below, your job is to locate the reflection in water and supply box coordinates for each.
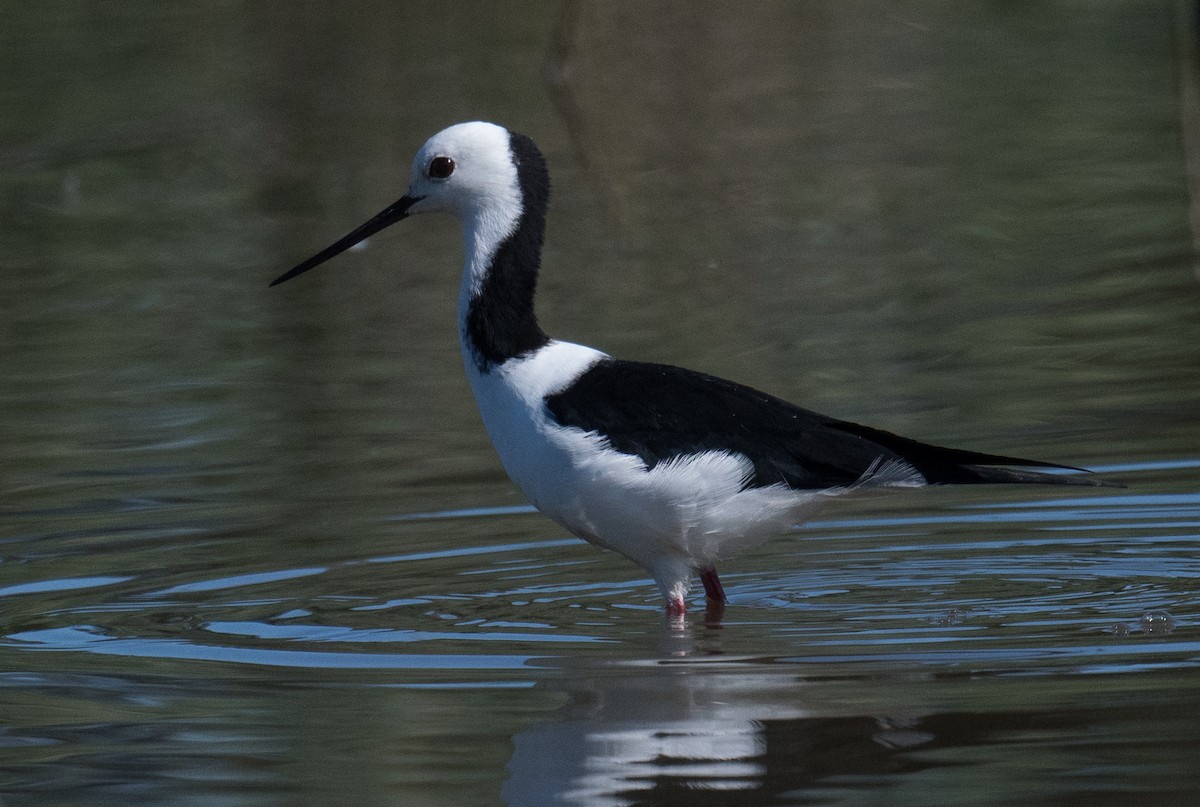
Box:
[505,637,1200,806]
[504,625,906,806]
[506,660,822,806]
[1,480,1198,805]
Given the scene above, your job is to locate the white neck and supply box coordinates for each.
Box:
[458,203,520,300]
[455,199,526,372]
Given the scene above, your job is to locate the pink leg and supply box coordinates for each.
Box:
[699,566,726,603]
[666,594,687,616]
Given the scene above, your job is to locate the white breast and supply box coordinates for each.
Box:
[463,340,829,599]
[464,340,606,520]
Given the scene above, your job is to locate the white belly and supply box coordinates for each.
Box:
[465,341,828,596]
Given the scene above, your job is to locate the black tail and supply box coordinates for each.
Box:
[834,421,1119,488]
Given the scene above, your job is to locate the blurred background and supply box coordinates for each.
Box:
[1,2,1198,805]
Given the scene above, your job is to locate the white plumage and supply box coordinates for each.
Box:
[469,339,830,605]
[272,121,1108,616]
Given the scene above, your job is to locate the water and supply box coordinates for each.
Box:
[2,2,1199,804]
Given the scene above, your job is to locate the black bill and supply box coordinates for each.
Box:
[269,193,423,287]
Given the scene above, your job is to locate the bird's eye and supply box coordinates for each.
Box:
[428,156,455,179]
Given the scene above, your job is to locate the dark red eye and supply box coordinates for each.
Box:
[428,156,455,179]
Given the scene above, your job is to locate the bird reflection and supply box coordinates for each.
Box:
[502,643,938,806]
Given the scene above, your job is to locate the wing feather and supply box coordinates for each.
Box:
[544,359,1109,490]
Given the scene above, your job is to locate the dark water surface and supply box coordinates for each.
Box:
[3,2,1199,804]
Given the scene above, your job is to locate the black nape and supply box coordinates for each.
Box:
[464,131,552,370]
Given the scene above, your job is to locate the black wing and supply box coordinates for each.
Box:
[544,359,1108,490]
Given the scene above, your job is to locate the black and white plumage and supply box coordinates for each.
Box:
[272,121,1109,616]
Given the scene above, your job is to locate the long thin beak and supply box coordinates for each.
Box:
[269,193,423,287]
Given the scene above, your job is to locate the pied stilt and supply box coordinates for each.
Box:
[272,121,1111,616]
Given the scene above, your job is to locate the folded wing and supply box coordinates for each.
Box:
[544,359,1109,490]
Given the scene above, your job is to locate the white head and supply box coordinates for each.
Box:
[270,121,541,288]
[403,121,521,219]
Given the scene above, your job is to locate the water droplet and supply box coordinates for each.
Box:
[1138,611,1175,635]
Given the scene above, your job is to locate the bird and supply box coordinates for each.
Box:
[271,121,1111,616]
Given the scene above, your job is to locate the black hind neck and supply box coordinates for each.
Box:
[464,132,552,371]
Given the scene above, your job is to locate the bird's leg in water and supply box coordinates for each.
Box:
[699,566,726,603]
[666,595,687,617]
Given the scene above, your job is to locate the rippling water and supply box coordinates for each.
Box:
[3,2,1200,805]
